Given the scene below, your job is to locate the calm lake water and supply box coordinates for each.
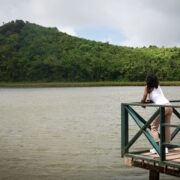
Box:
[0,86,179,180]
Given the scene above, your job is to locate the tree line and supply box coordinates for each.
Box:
[0,20,180,82]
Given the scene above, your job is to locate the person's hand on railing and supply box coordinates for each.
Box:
[141,99,153,108]
[141,99,146,108]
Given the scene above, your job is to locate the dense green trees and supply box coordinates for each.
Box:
[0,20,180,82]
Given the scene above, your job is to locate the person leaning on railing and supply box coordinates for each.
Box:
[141,74,173,154]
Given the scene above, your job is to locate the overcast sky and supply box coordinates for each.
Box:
[0,0,180,47]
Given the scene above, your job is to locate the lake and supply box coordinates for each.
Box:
[0,86,179,180]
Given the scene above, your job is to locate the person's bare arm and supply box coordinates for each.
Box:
[141,86,148,107]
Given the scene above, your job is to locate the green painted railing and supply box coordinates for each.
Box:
[121,100,180,162]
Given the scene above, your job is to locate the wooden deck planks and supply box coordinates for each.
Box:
[124,148,180,177]
[141,148,180,163]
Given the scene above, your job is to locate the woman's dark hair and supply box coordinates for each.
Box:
[146,74,159,89]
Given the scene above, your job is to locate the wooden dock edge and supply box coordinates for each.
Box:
[124,157,180,177]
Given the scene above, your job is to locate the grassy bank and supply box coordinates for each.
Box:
[0,81,180,87]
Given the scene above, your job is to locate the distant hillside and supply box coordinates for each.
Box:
[0,20,180,82]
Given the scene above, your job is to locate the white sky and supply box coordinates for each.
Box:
[0,0,180,47]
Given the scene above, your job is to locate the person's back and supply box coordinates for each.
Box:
[149,86,169,105]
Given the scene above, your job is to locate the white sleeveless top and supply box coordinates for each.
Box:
[149,86,169,105]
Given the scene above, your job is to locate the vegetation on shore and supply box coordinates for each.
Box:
[0,20,180,83]
[0,81,180,88]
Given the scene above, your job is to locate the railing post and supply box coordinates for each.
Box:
[160,106,165,161]
[121,104,129,157]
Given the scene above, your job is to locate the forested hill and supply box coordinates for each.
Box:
[0,20,180,82]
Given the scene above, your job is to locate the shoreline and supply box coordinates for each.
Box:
[0,81,180,87]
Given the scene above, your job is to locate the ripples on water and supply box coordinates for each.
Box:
[0,87,179,180]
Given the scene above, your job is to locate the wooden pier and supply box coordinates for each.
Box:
[121,101,180,180]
